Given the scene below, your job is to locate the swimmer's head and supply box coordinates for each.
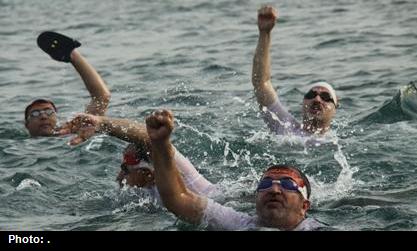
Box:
[306,82,338,107]
[255,164,311,229]
[116,143,154,188]
[302,81,338,131]
[25,99,58,137]
[260,165,310,199]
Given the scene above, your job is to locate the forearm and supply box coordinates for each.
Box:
[152,140,205,224]
[99,117,150,147]
[252,31,277,106]
[71,50,111,115]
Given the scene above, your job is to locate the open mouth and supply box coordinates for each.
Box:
[310,106,323,114]
[309,104,323,114]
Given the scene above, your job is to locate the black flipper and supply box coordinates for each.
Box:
[37,31,81,63]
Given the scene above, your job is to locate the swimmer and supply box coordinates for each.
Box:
[58,113,218,200]
[25,31,111,137]
[252,6,338,136]
[146,109,326,230]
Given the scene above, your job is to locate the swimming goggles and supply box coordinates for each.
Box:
[257,177,308,200]
[304,90,335,105]
[28,108,56,119]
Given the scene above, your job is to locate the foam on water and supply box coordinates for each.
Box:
[16,178,42,191]
[309,140,360,204]
[400,81,417,118]
[85,135,106,151]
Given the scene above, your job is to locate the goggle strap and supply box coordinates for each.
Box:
[298,186,308,200]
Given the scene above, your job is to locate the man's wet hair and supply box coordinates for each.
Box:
[264,164,311,199]
[25,99,57,120]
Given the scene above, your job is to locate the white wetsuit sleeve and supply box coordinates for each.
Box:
[174,149,217,196]
[201,198,256,230]
[261,98,302,135]
[293,217,326,231]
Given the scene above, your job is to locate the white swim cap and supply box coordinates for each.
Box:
[307,81,338,107]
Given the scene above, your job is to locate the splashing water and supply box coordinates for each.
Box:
[176,118,244,167]
[400,81,417,119]
[86,135,107,151]
[309,132,359,204]
[176,119,221,145]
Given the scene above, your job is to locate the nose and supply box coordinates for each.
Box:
[313,93,323,103]
[39,112,49,119]
[269,183,283,194]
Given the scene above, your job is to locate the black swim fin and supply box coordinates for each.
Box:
[37,31,81,63]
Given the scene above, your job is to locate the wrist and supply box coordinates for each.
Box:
[98,117,109,133]
[259,30,272,37]
[151,139,173,152]
[70,49,81,63]
[151,140,175,163]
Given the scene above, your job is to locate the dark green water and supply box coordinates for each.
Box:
[1,0,417,230]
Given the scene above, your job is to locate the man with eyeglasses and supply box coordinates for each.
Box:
[252,6,338,136]
[146,109,325,230]
[24,31,111,137]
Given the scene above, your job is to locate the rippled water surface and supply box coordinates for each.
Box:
[1,0,417,230]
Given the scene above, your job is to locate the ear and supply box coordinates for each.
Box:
[302,199,311,213]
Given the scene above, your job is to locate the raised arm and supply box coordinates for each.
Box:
[37,32,110,115]
[252,6,279,107]
[70,50,111,116]
[146,110,206,224]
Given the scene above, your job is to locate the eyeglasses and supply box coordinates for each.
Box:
[28,108,56,119]
[304,90,335,105]
[256,177,308,200]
